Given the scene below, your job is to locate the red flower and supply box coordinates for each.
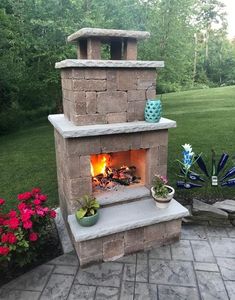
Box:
[33,199,41,206]
[0,246,10,256]
[0,217,5,225]
[8,217,19,230]
[21,210,32,222]
[8,232,17,244]
[1,233,8,243]
[35,207,45,217]
[50,210,56,218]
[0,198,5,206]
[32,188,41,195]
[18,202,26,211]
[23,220,32,229]
[9,210,17,218]
[18,192,32,201]
[29,232,38,241]
[38,194,47,202]
[0,228,3,234]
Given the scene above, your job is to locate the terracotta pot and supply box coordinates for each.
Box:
[151,185,175,209]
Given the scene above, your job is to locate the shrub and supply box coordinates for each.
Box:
[0,188,56,266]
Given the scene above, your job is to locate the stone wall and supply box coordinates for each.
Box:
[61,68,156,125]
[73,219,181,267]
[54,129,168,216]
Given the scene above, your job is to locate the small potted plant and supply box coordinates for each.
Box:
[75,195,100,227]
[151,175,175,208]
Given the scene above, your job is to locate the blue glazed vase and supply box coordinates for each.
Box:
[144,99,162,123]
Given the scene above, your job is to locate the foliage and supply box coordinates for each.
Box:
[152,175,169,198]
[0,188,56,266]
[76,195,100,219]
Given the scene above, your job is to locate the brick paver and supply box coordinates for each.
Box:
[0,224,234,299]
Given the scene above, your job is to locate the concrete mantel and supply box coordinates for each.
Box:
[48,114,176,138]
[55,59,164,69]
[67,28,150,43]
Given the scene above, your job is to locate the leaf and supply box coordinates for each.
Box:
[77,208,88,219]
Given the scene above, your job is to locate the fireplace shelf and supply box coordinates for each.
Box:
[68,198,188,242]
[48,114,176,138]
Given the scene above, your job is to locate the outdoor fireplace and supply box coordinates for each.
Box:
[49,28,188,266]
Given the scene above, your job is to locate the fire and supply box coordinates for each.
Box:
[90,154,111,177]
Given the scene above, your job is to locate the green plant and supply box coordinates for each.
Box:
[152,175,169,198]
[76,195,100,219]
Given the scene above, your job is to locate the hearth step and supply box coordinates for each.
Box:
[94,185,150,207]
[68,198,189,242]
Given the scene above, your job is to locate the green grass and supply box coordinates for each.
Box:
[162,85,235,201]
[0,85,235,209]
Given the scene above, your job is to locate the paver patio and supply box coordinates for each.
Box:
[1,224,235,300]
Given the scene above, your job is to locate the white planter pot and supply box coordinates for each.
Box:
[151,185,175,209]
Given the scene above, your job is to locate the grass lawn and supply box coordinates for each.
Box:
[0,85,234,210]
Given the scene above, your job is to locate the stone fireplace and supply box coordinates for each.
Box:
[49,28,188,266]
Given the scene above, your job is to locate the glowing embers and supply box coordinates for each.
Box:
[90,151,145,191]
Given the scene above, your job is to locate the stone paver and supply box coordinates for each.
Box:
[1,224,235,300]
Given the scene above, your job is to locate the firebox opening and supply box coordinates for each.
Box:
[90,149,146,192]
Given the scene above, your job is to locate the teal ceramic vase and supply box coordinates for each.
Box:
[144,99,162,123]
[76,211,99,227]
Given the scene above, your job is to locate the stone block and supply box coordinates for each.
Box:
[137,79,155,90]
[106,112,127,123]
[130,133,142,149]
[166,219,181,236]
[102,232,124,243]
[74,91,86,103]
[85,69,106,79]
[79,254,103,267]
[72,68,85,79]
[123,38,137,60]
[128,90,146,102]
[100,134,131,153]
[127,112,136,122]
[64,156,81,179]
[144,223,166,243]
[159,145,168,165]
[77,238,103,259]
[63,99,71,120]
[65,137,101,156]
[67,177,92,199]
[71,114,106,126]
[125,228,144,246]
[192,199,228,219]
[79,155,91,178]
[134,101,145,120]
[137,69,156,81]
[86,92,97,114]
[146,88,156,99]
[107,70,118,90]
[97,91,128,114]
[125,243,144,255]
[61,69,73,79]
[73,101,86,115]
[117,70,137,90]
[63,89,74,102]
[73,79,106,91]
[87,38,101,59]
[103,239,125,261]
[141,130,168,148]
[61,79,73,90]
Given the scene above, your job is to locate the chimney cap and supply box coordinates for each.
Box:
[67,28,150,43]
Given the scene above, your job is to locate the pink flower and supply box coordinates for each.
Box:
[18,202,26,211]
[0,198,5,206]
[8,217,19,230]
[33,199,41,206]
[29,232,38,241]
[21,210,32,222]
[38,194,47,202]
[18,192,32,201]
[9,210,17,218]
[1,233,8,243]
[31,188,41,195]
[23,220,33,229]
[8,232,17,244]
[50,210,56,218]
[0,246,10,256]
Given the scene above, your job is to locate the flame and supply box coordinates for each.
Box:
[90,154,110,177]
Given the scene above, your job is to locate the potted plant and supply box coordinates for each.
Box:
[151,175,175,208]
[75,195,100,227]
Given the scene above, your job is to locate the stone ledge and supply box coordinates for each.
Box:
[68,198,189,242]
[95,185,150,207]
[55,59,164,69]
[48,114,176,138]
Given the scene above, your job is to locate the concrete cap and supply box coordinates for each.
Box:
[67,28,150,43]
